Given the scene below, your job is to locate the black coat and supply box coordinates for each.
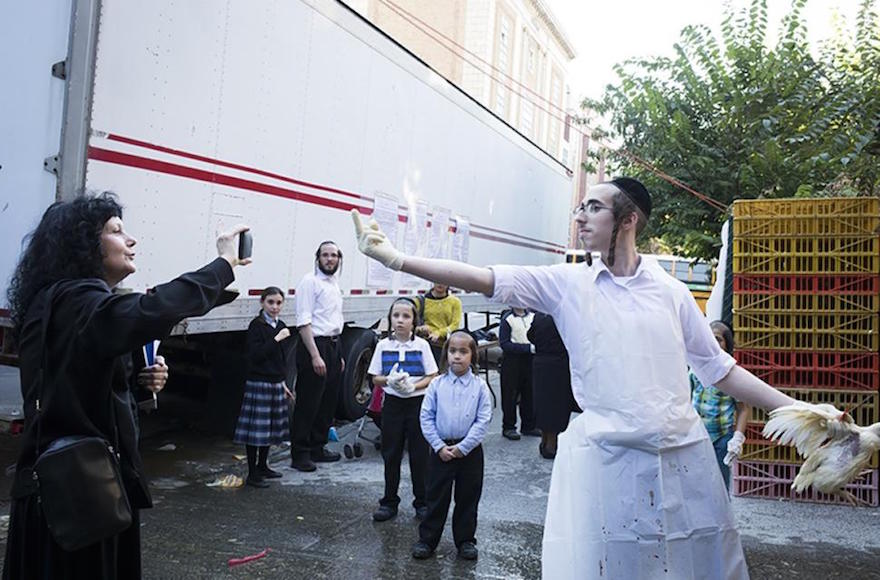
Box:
[246,315,290,382]
[4,258,235,580]
[527,312,579,433]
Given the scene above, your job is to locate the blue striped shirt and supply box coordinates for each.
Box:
[420,369,492,455]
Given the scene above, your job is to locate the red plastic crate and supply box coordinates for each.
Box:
[733,460,879,507]
[735,350,879,391]
[733,274,880,314]
[733,274,880,295]
[740,422,879,468]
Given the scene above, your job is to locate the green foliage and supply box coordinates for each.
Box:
[585,0,880,259]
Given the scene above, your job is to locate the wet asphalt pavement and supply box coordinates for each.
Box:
[1,371,880,578]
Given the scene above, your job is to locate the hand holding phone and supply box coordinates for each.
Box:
[238,231,253,260]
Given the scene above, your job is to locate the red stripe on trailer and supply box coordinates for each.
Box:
[474,223,567,249]
[89,147,369,213]
[375,289,390,295]
[89,146,565,255]
[247,289,263,296]
[288,289,296,295]
[472,230,565,254]
[349,289,367,295]
[107,134,368,203]
[399,289,411,294]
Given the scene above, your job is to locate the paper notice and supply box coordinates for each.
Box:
[366,194,400,288]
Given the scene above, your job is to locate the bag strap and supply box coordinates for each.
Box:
[34,282,120,460]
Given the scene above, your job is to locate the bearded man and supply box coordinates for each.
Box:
[291,241,346,472]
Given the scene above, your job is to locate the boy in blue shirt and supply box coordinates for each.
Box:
[413,331,493,561]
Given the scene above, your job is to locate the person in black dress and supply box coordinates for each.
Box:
[527,312,579,459]
[234,286,295,488]
[3,193,250,579]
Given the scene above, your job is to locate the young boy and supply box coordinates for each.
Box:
[413,331,493,561]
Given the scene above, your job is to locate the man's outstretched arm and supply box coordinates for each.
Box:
[352,210,495,295]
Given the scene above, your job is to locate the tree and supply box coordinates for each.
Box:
[585,0,880,259]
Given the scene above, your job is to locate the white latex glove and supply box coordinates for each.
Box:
[386,364,411,393]
[723,430,746,466]
[394,377,416,395]
[351,210,404,270]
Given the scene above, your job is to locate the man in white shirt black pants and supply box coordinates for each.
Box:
[291,241,346,472]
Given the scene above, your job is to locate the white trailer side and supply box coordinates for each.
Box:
[2,0,572,421]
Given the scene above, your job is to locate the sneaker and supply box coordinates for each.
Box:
[457,542,478,560]
[415,506,429,521]
[260,466,283,479]
[502,429,521,441]
[521,428,542,437]
[291,457,317,472]
[411,541,434,559]
[311,447,341,463]
[372,505,398,522]
[245,475,270,488]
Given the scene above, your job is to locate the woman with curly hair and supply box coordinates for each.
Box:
[3,193,250,579]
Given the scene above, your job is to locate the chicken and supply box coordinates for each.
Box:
[762,402,880,504]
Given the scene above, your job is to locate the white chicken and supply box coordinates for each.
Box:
[762,402,880,504]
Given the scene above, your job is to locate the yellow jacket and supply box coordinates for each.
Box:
[421,294,462,343]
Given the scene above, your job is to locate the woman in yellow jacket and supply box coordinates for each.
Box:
[416,282,462,365]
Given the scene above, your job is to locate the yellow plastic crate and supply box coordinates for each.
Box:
[733,197,880,238]
[750,388,879,426]
[734,292,880,315]
[734,311,878,351]
[733,236,880,274]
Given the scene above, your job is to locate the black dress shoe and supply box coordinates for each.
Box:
[521,428,542,437]
[291,457,317,472]
[260,466,283,478]
[415,506,429,521]
[246,475,270,488]
[411,541,434,559]
[539,442,556,460]
[502,429,521,440]
[311,447,341,462]
[457,542,478,560]
[372,505,398,522]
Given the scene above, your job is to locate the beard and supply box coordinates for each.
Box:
[318,261,339,276]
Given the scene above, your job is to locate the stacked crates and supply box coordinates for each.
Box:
[731,197,880,506]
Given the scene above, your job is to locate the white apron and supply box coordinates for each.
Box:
[540,265,749,580]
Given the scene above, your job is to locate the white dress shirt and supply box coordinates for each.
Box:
[295,271,344,337]
[367,335,438,399]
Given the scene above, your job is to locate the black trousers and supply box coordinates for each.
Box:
[380,394,428,509]
[418,444,484,549]
[291,336,342,458]
[500,353,535,431]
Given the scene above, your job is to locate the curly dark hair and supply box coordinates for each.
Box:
[6,192,123,340]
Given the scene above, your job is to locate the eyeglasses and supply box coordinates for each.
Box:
[573,200,613,216]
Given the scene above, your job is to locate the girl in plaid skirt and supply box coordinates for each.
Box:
[234,286,294,487]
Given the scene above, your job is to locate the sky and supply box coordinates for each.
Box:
[544,0,866,104]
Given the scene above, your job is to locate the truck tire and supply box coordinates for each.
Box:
[337,327,377,420]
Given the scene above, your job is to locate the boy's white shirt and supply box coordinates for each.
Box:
[367,334,437,399]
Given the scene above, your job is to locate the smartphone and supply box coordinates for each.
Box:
[238,231,253,260]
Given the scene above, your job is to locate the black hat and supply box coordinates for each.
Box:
[610,177,652,220]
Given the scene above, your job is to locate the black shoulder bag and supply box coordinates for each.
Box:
[31,286,133,551]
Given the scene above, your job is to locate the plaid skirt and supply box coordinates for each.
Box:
[233,380,290,446]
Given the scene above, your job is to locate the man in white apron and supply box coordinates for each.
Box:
[352,178,798,579]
